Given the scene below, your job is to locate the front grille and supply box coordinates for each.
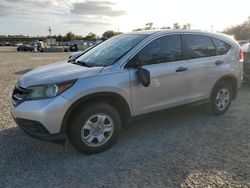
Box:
[15,118,49,135]
[12,86,29,106]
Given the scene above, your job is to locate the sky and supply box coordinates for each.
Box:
[0,0,250,36]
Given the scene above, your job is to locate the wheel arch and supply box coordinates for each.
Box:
[211,74,238,100]
[61,92,132,133]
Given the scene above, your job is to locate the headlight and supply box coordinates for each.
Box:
[27,80,76,100]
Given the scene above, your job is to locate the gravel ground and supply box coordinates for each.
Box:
[0,47,249,188]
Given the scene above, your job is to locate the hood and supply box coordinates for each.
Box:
[18,62,103,88]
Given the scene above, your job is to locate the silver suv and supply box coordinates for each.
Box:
[11,30,243,154]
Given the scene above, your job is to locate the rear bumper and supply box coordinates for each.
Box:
[14,118,66,143]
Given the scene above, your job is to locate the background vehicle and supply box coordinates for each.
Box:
[4,42,12,46]
[69,44,78,52]
[11,30,243,154]
[68,42,102,63]
[241,42,250,81]
[17,42,38,51]
[238,40,249,46]
[17,41,44,52]
[241,42,250,52]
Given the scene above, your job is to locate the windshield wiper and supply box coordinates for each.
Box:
[73,61,93,67]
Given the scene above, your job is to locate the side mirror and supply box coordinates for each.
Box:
[137,66,150,87]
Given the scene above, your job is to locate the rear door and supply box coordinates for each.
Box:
[126,34,189,116]
[184,34,222,101]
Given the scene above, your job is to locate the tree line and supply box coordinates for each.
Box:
[133,22,191,31]
[55,30,122,41]
[223,17,250,40]
[0,31,121,41]
[58,22,191,41]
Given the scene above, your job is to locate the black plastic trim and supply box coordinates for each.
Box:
[129,98,210,122]
[14,118,65,143]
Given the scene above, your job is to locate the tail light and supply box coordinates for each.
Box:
[239,49,244,63]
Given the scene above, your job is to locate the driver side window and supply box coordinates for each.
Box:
[125,34,183,68]
[138,38,162,66]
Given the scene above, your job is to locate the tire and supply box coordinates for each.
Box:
[208,81,233,115]
[67,102,121,154]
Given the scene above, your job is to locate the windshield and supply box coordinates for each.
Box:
[76,34,148,67]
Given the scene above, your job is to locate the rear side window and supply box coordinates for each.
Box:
[185,34,216,59]
[213,38,231,55]
[136,35,183,66]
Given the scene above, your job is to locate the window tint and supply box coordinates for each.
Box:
[136,35,183,66]
[185,35,216,59]
[213,38,231,55]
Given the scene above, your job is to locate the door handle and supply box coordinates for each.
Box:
[215,60,224,65]
[176,67,188,72]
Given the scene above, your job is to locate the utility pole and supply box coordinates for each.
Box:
[48,27,52,48]
[210,25,214,32]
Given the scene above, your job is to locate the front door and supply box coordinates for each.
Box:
[126,34,189,116]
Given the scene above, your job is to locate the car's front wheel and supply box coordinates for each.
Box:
[209,81,232,115]
[67,102,121,154]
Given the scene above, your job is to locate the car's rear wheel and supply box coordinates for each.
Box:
[67,102,121,154]
[209,81,232,115]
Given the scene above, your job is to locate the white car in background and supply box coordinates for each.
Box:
[241,43,250,81]
[241,42,250,52]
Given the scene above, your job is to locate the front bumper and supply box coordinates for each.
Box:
[10,95,72,141]
[14,118,65,143]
